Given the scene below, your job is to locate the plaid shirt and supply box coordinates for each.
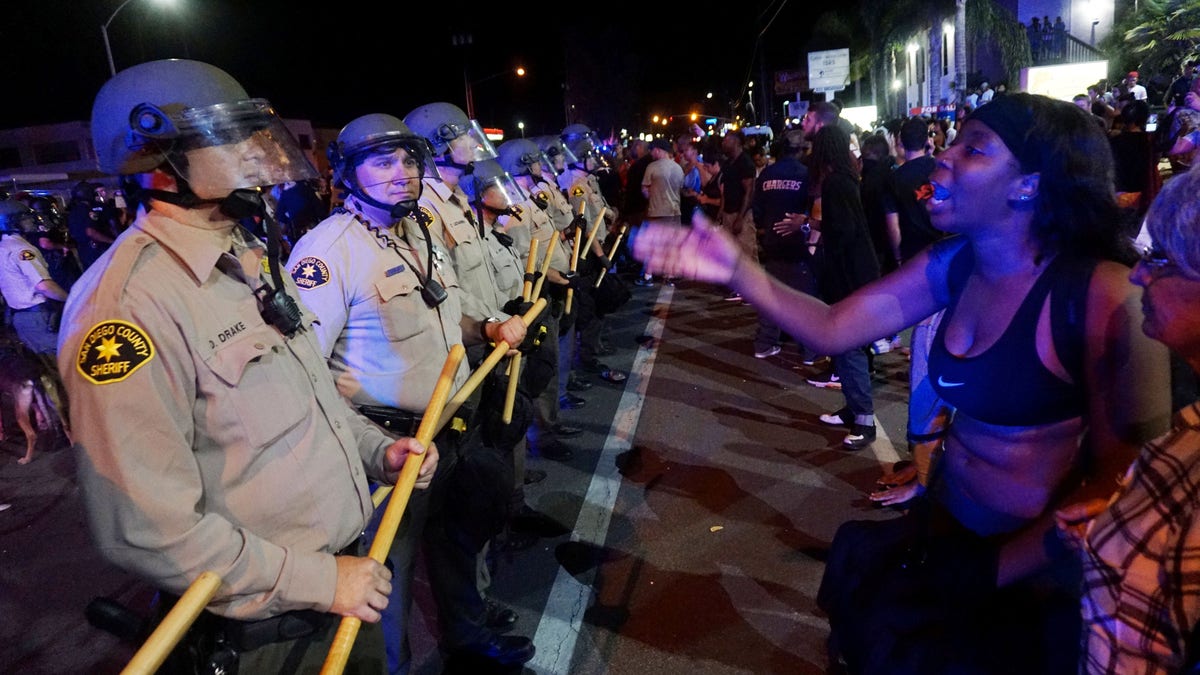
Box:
[1082,403,1200,674]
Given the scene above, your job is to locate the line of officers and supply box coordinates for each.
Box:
[57,59,625,674]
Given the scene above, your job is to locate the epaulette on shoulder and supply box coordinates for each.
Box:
[92,231,157,306]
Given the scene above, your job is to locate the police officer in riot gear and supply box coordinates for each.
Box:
[289,113,535,671]
[61,59,437,673]
[495,140,585,459]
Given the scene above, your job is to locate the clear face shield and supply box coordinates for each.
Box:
[542,143,575,177]
[151,99,317,200]
[441,118,499,165]
[471,171,528,213]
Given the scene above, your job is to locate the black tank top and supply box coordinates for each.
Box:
[928,247,1092,427]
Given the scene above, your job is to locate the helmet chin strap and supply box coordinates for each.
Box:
[220,189,304,337]
[438,158,475,175]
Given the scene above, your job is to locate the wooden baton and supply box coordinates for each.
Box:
[121,571,222,675]
[323,344,465,675]
[578,206,607,261]
[594,224,628,288]
[503,241,541,424]
[565,225,583,315]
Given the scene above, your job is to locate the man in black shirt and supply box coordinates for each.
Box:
[883,118,941,267]
[750,130,820,361]
[719,131,758,300]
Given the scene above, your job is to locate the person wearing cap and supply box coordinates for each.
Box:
[1127,71,1148,101]
[634,92,1170,672]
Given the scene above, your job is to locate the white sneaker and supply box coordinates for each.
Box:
[754,345,781,359]
[870,337,895,355]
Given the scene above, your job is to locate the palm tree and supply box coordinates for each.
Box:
[1104,0,1200,79]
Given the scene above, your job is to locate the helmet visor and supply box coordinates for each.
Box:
[163,99,317,199]
[472,171,527,210]
[443,119,499,164]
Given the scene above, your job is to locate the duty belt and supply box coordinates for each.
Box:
[358,404,470,438]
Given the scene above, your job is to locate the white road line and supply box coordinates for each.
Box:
[529,285,672,674]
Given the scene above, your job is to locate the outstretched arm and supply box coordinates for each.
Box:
[632,215,949,354]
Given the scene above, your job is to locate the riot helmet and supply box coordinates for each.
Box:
[0,200,39,236]
[328,113,437,219]
[532,135,576,178]
[403,102,498,174]
[91,59,314,336]
[463,158,526,218]
[70,181,102,204]
[560,124,609,172]
[496,139,544,178]
[90,59,317,200]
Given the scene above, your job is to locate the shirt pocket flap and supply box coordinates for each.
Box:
[204,325,284,387]
[375,275,416,302]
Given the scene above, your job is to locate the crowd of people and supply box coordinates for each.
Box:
[5,51,1200,673]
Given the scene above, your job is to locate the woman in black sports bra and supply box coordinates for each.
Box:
[634,93,1172,673]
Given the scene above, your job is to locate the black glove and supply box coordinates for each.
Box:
[598,254,612,270]
[562,271,586,291]
[570,214,588,231]
[503,297,533,317]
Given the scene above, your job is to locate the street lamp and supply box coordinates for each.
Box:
[517,121,525,138]
[101,0,176,77]
[465,66,526,120]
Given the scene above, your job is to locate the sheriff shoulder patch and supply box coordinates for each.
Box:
[290,256,330,290]
[417,206,436,227]
[571,186,585,197]
[77,320,155,385]
[511,205,524,218]
[19,250,35,261]
[535,190,548,202]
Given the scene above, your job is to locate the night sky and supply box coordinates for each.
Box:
[3,1,820,138]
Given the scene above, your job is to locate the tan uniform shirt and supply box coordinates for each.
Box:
[0,233,53,309]
[417,179,506,321]
[507,197,570,275]
[288,202,471,412]
[58,207,393,620]
[533,179,575,233]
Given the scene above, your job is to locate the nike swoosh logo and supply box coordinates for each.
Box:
[937,376,965,388]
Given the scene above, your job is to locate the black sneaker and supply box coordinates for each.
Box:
[450,633,536,666]
[843,424,877,450]
[533,440,574,462]
[558,393,587,410]
[485,600,519,632]
[567,377,593,392]
[806,370,842,390]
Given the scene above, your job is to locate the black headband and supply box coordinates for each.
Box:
[966,96,1036,171]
